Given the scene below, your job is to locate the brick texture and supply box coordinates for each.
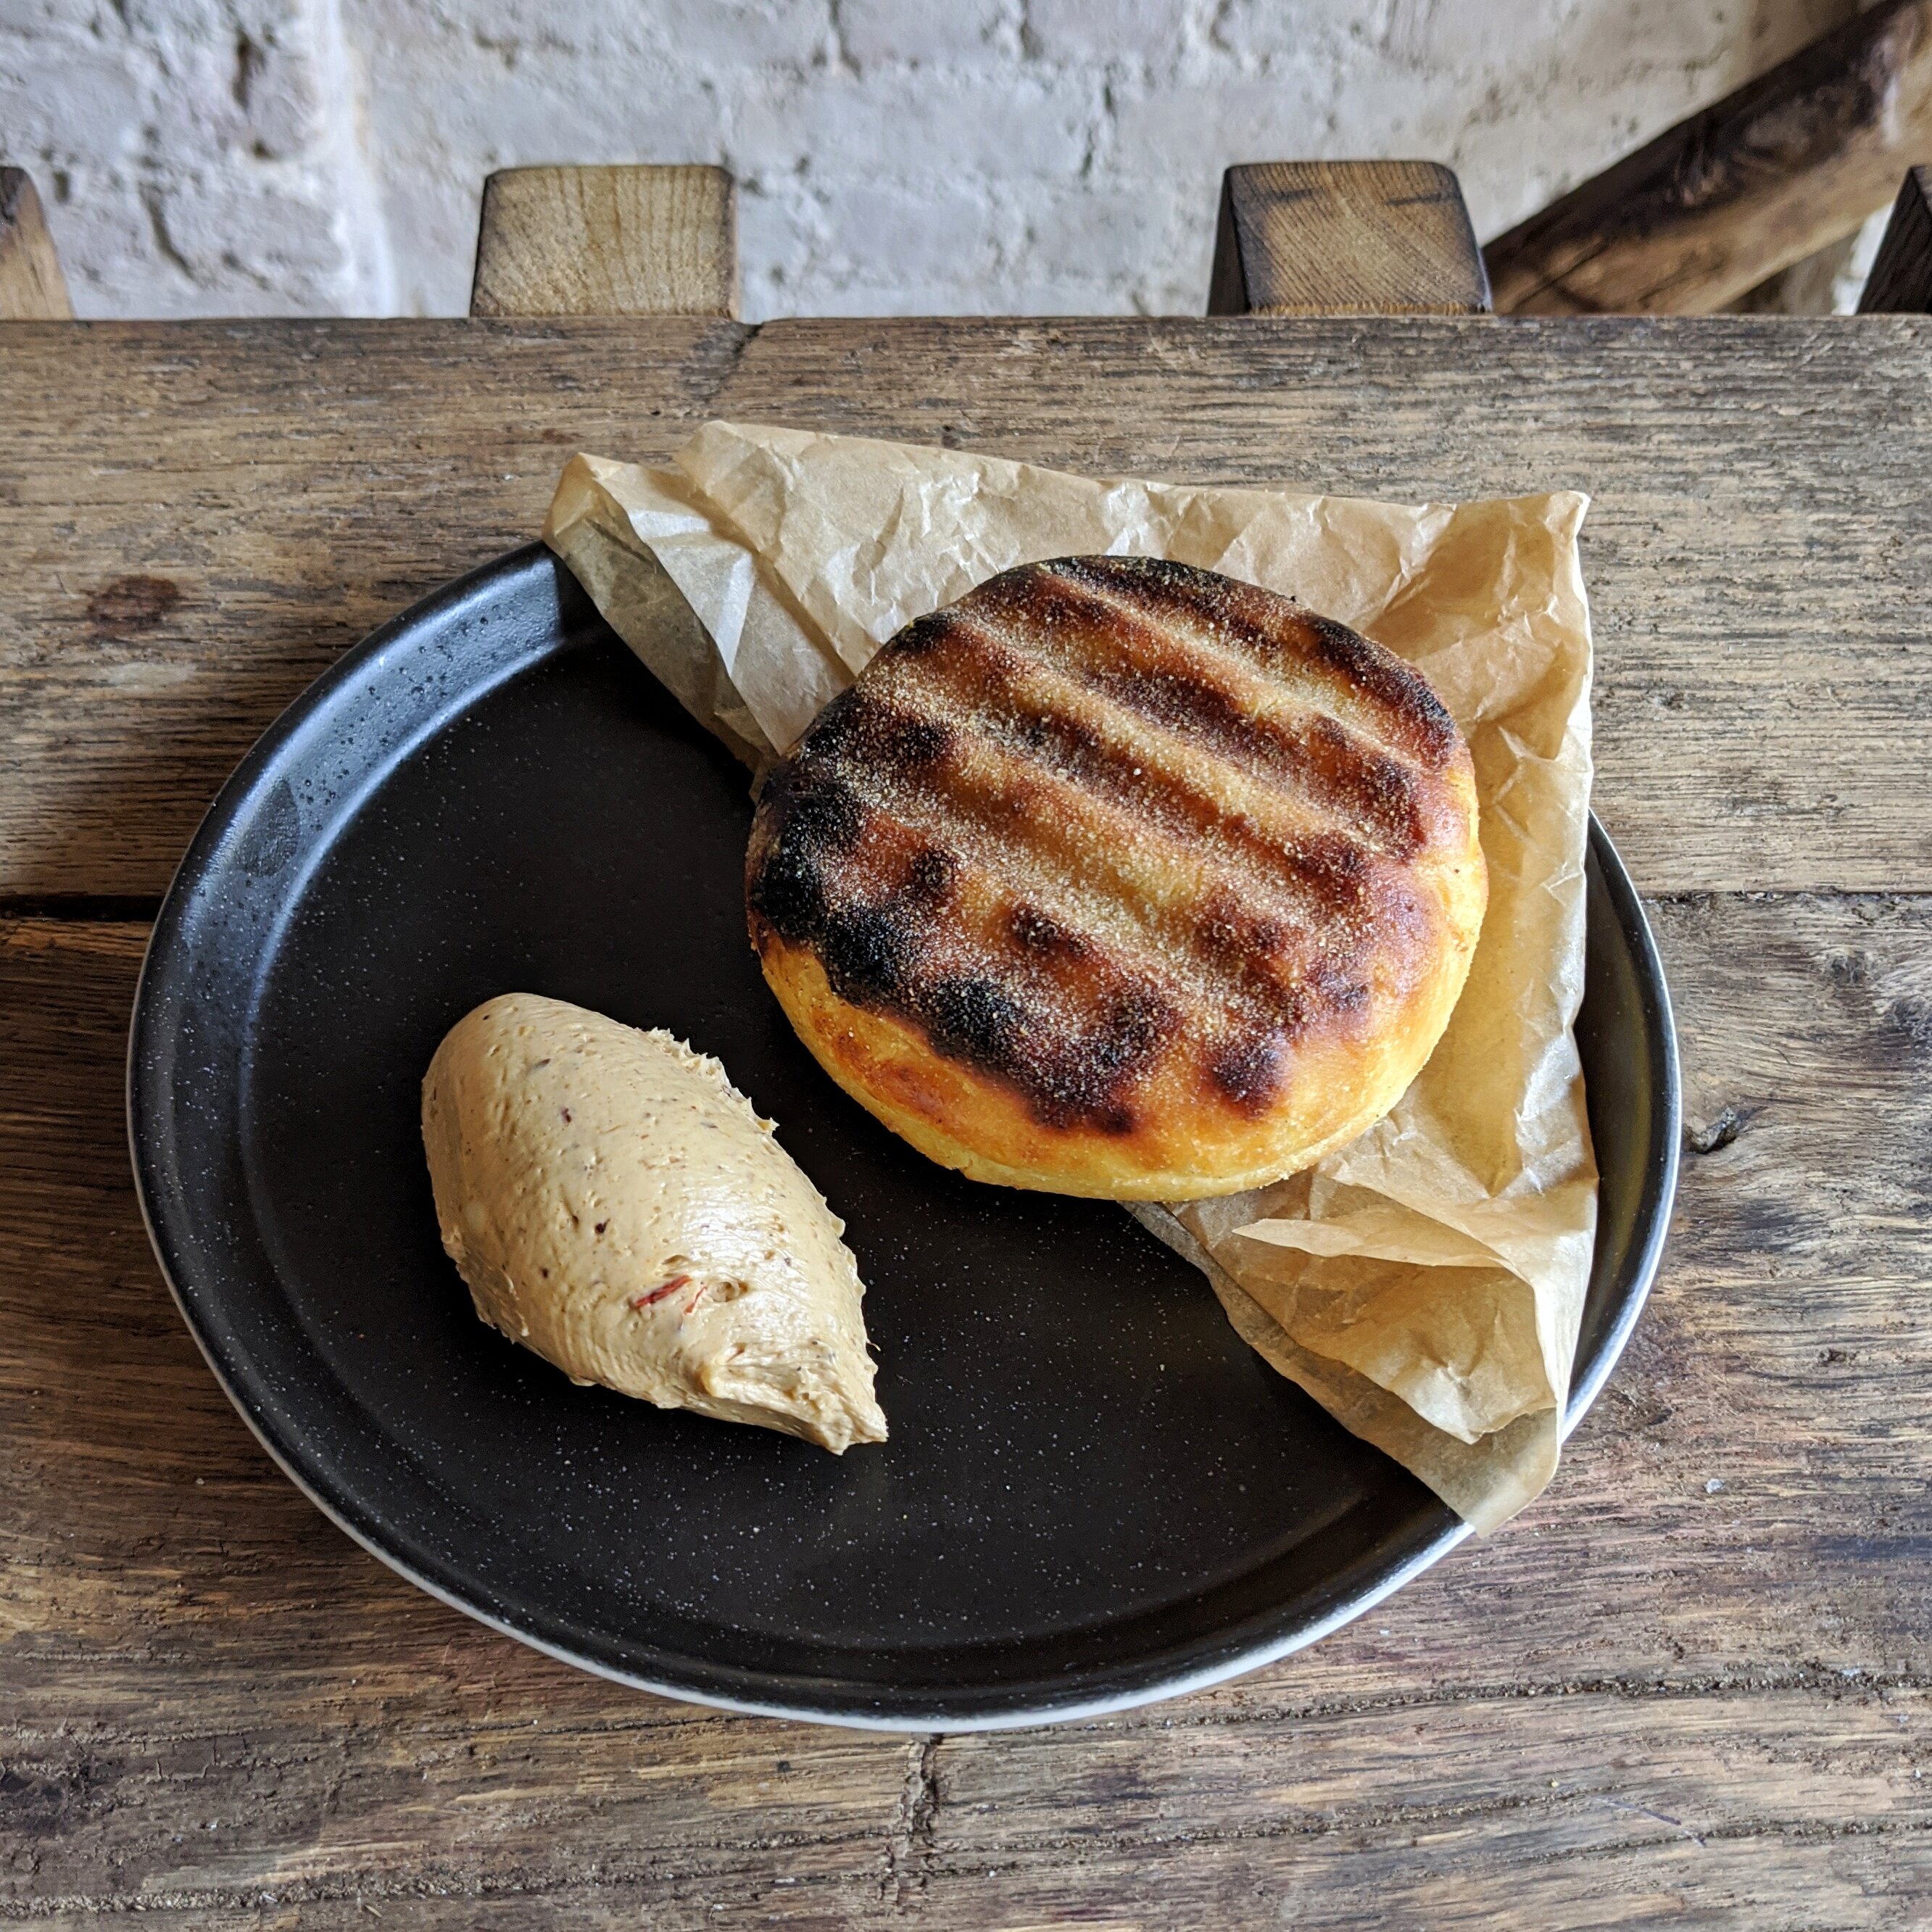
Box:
[0,0,1868,318]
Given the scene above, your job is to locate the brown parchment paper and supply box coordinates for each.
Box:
[543,423,1598,1533]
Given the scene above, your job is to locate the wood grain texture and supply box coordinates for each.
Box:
[2,315,1931,900]
[1861,165,1932,311]
[0,167,72,322]
[470,166,738,318]
[1486,0,1932,314]
[4,890,1930,1923]
[1207,161,1490,315]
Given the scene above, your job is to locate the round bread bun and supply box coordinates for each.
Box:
[745,555,1487,1200]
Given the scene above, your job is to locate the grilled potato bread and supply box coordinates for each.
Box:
[745,556,1486,1199]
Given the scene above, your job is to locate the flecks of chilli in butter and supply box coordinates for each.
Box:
[630,1274,692,1311]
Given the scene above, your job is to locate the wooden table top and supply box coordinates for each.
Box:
[3,315,1929,1928]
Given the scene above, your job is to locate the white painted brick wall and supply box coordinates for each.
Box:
[0,0,1867,319]
[1,0,392,314]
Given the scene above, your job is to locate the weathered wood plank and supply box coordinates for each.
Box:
[921,1691,1932,1929]
[1861,165,1932,312]
[0,168,72,322]
[3,885,1929,1923]
[1,315,1930,900]
[0,317,747,903]
[1485,0,1932,314]
[1206,162,1490,316]
[470,165,738,320]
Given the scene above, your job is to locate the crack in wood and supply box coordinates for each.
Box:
[1017,1665,1932,1736]
[882,1733,943,1907]
[1591,1792,1706,1846]
[1687,1103,1752,1154]
[0,895,162,923]
[897,1809,1932,1873]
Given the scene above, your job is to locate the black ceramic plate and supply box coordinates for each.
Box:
[130,545,1680,1730]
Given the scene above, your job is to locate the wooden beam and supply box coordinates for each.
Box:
[1859,165,1932,310]
[1486,0,1932,315]
[1207,161,1491,315]
[0,168,72,320]
[470,165,737,318]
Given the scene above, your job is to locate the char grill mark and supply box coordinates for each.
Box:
[1298,614,1458,771]
[803,681,955,774]
[874,624,1390,958]
[920,973,1177,1133]
[1038,555,1459,773]
[899,612,1337,882]
[750,786,947,1007]
[753,744,1365,1130]
[1208,1028,1286,1114]
[1009,902,1087,958]
[1078,661,1427,858]
[857,681,1384,1024]
[749,743,1179,1134]
[966,565,1430,854]
[745,766,863,937]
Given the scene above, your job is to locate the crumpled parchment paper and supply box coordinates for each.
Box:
[543,422,1598,1533]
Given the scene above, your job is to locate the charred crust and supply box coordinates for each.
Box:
[1298,615,1457,770]
[1194,895,1284,971]
[1301,716,1428,852]
[797,684,953,775]
[912,966,1165,1131]
[920,974,1027,1071]
[1208,1029,1285,1113]
[758,761,864,851]
[892,715,953,767]
[794,683,866,760]
[964,564,1433,853]
[892,609,954,658]
[1041,554,1201,601]
[818,904,915,1003]
[1310,963,1372,1014]
[1016,700,1103,772]
[747,772,863,942]
[1285,831,1373,909]
[904,844,958,908]
[1019,554,1457,776]
[1009,902,1088,958]
[1087,985,1174,1085]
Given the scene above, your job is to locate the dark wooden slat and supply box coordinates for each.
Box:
[1860,165,1932,311]
[1486,0,1932,314]
[470,166,738,319]
[4,885,1930,1923]
[1,317,1931,898]
[1206,161,1490,315]
[0,168,72,321]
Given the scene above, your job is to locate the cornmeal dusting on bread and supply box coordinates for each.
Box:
[746,555,1487,1200]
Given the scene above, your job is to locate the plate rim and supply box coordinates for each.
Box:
[126,542,1681,1732]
